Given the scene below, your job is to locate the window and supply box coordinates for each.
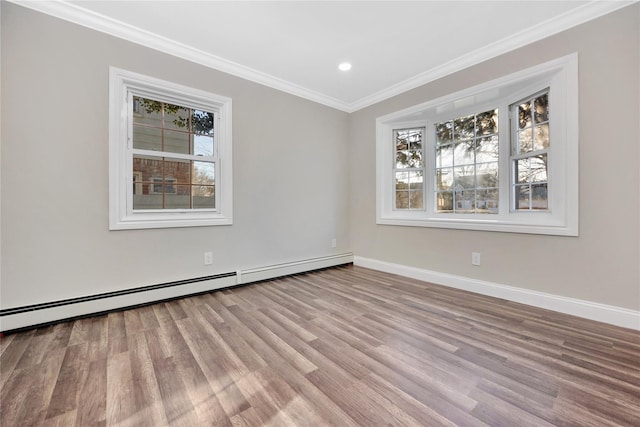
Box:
[433,108,499,214]
[109,67,232,229]
[376,54,578,236]
[394,128,425,210]
[511,90,549,211]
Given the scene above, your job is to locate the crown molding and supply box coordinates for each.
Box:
[8,0,637,113]
[349,0,638,112]
[8,0,352,112]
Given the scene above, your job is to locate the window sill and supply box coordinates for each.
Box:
[109,211,233,230]
[376,214,578,236]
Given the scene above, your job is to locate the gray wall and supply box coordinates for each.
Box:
[349,5,640,311]
[0,3,350,308]
[2,3,639,314]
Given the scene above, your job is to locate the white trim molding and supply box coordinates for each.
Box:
[237,253,354,285]
[353,256,640,331]
[7,0,636,113]
[0,274,237,332]
[0,253,354,332]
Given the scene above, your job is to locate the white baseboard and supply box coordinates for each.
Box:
[354,256,640,331]
[1,253,354,332]
[237,253,354,285]
[0,274,237,332]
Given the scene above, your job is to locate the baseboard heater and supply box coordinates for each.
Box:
[0,272,237,333]
[237,253,354,284]
[0,252,353,333]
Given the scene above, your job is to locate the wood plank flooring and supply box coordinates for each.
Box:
[1,265,639,426]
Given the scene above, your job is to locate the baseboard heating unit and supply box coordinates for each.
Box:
[0,252,354,332]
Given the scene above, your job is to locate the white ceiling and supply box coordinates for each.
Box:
[13,1,636,111]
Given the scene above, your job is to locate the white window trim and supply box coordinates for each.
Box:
[109,67,233,230]
[376,53,578,236]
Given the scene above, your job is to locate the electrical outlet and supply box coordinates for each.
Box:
[204,252,213,265]
[331,238,337,248]
[471,252,481,266]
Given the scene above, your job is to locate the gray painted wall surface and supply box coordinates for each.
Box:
[1,3,350,308]
[349,5,640,310]
[2,3,639,312]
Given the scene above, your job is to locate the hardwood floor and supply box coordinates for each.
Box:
[1,265,639,426]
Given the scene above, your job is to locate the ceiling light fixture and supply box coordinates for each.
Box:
[338,62,352,71]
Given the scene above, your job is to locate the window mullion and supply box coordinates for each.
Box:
[500,101,512,215]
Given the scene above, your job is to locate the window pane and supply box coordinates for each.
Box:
[454,166,475,189]
[408,150,423,168]
[517,155,547,184]
[395,128,423,168]
[530,155,548,182]
[193,161,215,185]
[395,171,408,186]
[133,193,163,210]
[395,133,408,151]
[164,130,190,155]
[516,159,530,184]
[436,192,453,212]
[476,109,498,136]
[133,155,162,180]
[164,185,191,209]
[396,191,409,209]
[454,115,474,140]
[436,168,453,190]
[132,125,162,151]
[534,93,549,123]
[454,142,474,165]
[395,129,422,150]
[162,159,190,184]
[518,101,532,129]
[163,103,190,131]
[436,121,453,144]
[436,144,453,168]
[193,135,214,156]
[133,97,162,127]
[193,185,215,208]
[396,150,409,168]
[455,190,475,212]
[408,171,423,189]
[518,128,533,153]
[476,162,498,188]
[408,131,422,151]
[192,110,214,135]
[534,123,549,150]
[531,184,548,210]
[476,189,498,213]
[515,185,530,210]
[396,170,422,210]
[410,191,423,209]
[475,136,499,163]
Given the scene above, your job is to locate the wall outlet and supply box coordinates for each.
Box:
[471,252,481,266]
[331,238,337,248]
[204,251,213,265]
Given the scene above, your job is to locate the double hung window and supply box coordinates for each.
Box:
[109,68,233,230]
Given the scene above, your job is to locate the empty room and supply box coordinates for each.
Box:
[1,1,639,426]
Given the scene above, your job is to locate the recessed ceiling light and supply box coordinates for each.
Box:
[338,62,352,71]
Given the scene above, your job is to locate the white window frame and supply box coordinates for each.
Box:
[109,67,233,230]
[376,53,578,236]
